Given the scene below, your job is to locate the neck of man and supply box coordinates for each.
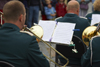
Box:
[67,10,78,16]
[67,11,75,14]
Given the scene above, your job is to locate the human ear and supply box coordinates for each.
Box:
[77,8,79,16]
[19,14,23,22]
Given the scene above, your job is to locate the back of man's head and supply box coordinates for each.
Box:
[3,1,25,22]
[93,0,100,11]
[67,1,80,15]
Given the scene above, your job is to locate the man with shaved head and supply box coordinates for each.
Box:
[57,0,89,39]
[56,0,90,66]
[0,1,49,67]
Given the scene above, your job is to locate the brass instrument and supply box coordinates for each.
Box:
[24,25,43,42]
[82,23,100,47]
[23,25,69,67]
[0,11,3,26]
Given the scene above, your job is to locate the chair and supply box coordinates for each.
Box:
[55,35,87,67]
[0,61,14,67]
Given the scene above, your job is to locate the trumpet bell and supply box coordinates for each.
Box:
[30,25,43,42]
[82,26,100,47]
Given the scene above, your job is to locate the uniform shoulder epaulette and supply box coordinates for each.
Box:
[91,35,100,39]
[80,16,87,19]
[55,17,62,21]
[85,12,92,16]
[20,31,34,36]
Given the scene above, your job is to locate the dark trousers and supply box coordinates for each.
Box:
[27,6,39,28]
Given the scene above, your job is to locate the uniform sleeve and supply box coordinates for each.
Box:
[27,37,50,67]
[86,19,90,26]
[83,18,90,26]
[81,47,91,67]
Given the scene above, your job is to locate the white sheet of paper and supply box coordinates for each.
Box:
[51,22,76,44]
[38,20,57,41]
[91,14,100,25]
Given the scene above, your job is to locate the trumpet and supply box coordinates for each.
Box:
[23,25,69,67]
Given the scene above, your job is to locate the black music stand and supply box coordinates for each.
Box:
[55,35,87,67]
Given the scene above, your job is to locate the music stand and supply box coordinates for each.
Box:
[55,35,86,67]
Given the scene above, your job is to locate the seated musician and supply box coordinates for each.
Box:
[81,35,100,67]
[86,0,100,25]
[56,0,90,40]
[0,1,50,67]
[56,0,90,66]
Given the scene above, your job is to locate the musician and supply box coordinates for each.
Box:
[56,0,90,66]
[81,35,100,67]
[86,0,100,25]
[56,1,90,40]
[0,1,49,67]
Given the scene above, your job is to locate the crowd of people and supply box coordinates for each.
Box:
[0,0,100,67]
[26,0,67,27]
[0,0,92,27]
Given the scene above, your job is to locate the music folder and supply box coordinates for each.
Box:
[38,20,76,45]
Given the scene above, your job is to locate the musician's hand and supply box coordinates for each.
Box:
[24,25,27,27]
[21,25,27,31]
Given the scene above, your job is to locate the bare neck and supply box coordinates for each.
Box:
[67,10,78,16]
[67,11,75,14]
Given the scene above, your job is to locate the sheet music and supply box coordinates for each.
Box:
[91,14,100,25]
[51,22,76,44]
[38,20,56,41]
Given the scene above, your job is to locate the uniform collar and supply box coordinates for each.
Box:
[93,11,100,14]
[1,23,20,31]
[64,13,78,17]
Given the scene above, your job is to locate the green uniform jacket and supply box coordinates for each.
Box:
[81,36,100,67]
[56,13,90,66]
[86,11,100,25]
[0,23,50,67]
[57,14,89,65]
[57,13,90,39]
